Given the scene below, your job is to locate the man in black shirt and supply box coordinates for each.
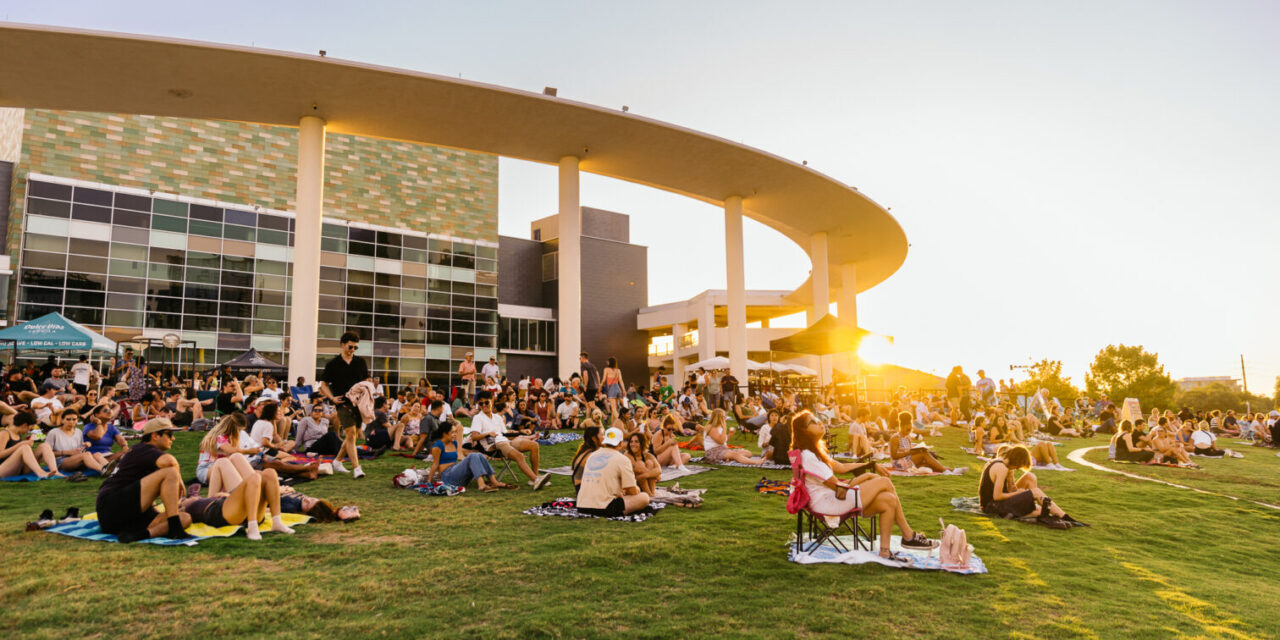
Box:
[95,418,192,542]
[319,331,369,479]
[216,378,244,415]
[579,352,600,409]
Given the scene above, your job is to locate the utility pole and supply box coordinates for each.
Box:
[1240,354,1248,395]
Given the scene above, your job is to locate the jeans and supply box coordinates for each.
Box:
[441,454,494,486]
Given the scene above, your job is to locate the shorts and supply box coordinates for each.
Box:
[984,490,1037,519]
[704,445,730,463]
[96,482,158,538]
[604,383,623,399]
[334,402,360,429]
[582,388,598,403]
[808,484,862,515]
[578,496,625,518]
[196,459,213,484]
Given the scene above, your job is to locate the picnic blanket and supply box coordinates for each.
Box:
[537,432,583,446]
[788,534,988,574]
[688,456,791,470]
[950,496,1088,528]
[888,467,967,477]
[756,478,790,496]
[678,441,744,451]
[44,511,312,545]
[958,448,1075,471]
[291,445,380,463]
[522,497,665,522]
[542,464,714,482]
[650,486,706,508]
[2,469,101,482]
[412,481,464,496]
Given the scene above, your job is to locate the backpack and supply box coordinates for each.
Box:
[938,518,970,568]
[785,450,811,515]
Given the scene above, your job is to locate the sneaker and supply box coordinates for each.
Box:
[317,463,334,475]
[35,509,56,529]
[352,466,365,479]
[100,458,119,478]
[532,472,551,490]
[332,461,350,474]
[900,533,938,550]
[58,507,81,524]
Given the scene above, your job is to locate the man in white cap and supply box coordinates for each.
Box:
[576,427,650,517]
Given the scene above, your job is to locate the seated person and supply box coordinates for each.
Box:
[467,399,549,489]
[391,402,424,451]
[517,399,541,434]
[249,402,296,453]
[1111,420,1162,463]
[888,412,954,473]
[845,408,874,458]
[180,467,296,540]
[197,413,262,492]
[1144,417,1194,464]
[46,410,107,474]
[1190,422,1226,457]
[576,427,651,517]
[570,426,603,496]
[1026,437,1067,470]
[94,418,192,542]
[701,409,768,465]
[426,420,515,491]
[295,404,334,454]
[790,411,937,562]
[84,403,128,461]
[652,415,690,470]
[362,397,393,451]
[624,432,661,496]
[556,397,580,428]
[979,444,1083,527]
[0,412,64,479]
[972,415,1005,457]
[534,396,558,429]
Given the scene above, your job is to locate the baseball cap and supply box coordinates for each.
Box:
[140,417,176,437]
[602,427,624,446]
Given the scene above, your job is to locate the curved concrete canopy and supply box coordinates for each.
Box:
[0,23,907,299]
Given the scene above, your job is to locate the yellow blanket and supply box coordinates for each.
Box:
[84,510,313,538]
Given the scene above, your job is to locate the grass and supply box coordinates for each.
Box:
[2,424,1279,639]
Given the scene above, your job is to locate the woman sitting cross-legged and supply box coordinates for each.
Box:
[979,444,1083,527]
[652,415,690,470]
[46,410,107,474]
[888,412,954,473]
[790,411,938,563]
[701,409,768,465]
[179,467,296,540]
[427,420,516,492]
[624,432,661,496]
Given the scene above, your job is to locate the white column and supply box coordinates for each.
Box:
[697,295,716,363]
[557,156,581,379]
[287,116,325,386]
[839,262,859,379]
[672,322,687,388]
[808,231,829,325]
[724,196,747,389]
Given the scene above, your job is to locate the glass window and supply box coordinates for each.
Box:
[258,229,288,245]
[112,226,150,245]
[151,215,187,233]
[112,209,150,228]
[106,310,144,326]
[253,320,285,336]
[375,244,402,260]
[23,251,66,270]
[107,276,146,294]
[347,283,373,299]
[73,187,113,206]
[217,317,250,334]
[189,219,222,238]
[320,237,347,253]
[189,204,223,222]
[317,324,343,340]
[148,264,183,281]
[319,267,345,281]
[183,315,218,331]
[111,243,148,262]
[220,302,252,318]
[403,235,427,250]
[146,279,184,298]
[26,198,71,218]
[374,328,400,342]
[224,209,256,227]
[350,241,375,257]
[65,273,107,291]
[19,304,61,322]
[476,245,497,261]
[115,193,151,212]
[19,286,63,306]
[317,310,345,325]
[223,224,255,242]
[476,258,497,273]
[71,203,112,223]
[255,274,287,290]
[254,305,285,321]
[103,292,141,310]
[184,299,219,316]
[149,247,185,265]
[258,214,289,231]
[256,260,287,275]
[348,227,374,242]
[401,329,425,344]
[428,252,450,266]
[108,259,146,278]
[220,287,252,303]
[64,307,105,325]
[257,290,288,306]
[318,281,344,295]
[28,181,72,200]
[145,313,182,330]
[186,252,220,269]
[152,199,188,217]
[25,233,67,253]
[222,256,254,273]
[221,271,253,289]
[63,238,107,257]
[184,284,219,300]
[145,296,182,313]
[185,267,219,285]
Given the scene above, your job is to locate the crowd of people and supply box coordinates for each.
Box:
[3,348,1276,548]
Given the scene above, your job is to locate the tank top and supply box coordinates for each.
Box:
[432,440,458,465]
[979,460,1008,511]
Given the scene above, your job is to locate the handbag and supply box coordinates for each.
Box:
[938,518,970,568]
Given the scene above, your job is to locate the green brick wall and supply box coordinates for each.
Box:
[7,109,498,257]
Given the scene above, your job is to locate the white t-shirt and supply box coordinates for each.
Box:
[757,424,773,449]
[31,396,63,424]
[259,387,281,401]
[47,427,84,455]
[471,411,508,443]
[799,449,834,494]
[439,402,453,419]
[238,430,258,450]
[481,363,500,381]
[557,402,578,420]
[1191,430,1216,448]
[249,419,276,447]
[70,362,93,386]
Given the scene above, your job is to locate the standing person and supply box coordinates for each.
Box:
[576,427,651,517]
[601,357,625,417]
[481,356,501,392]
[580,352,601,411]
[70,355,94,395]
[945,366,965,423]
[318,332,369,479]
[457,353,477,406]
[975,370,996,407]
[94,418,192,542]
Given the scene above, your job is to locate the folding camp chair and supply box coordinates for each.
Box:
[461,437,518,485]
[787,451,877,555]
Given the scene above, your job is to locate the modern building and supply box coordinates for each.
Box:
[1175,376,1241,392]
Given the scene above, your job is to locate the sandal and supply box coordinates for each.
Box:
[879,551,912,564]
[482,486,499,493]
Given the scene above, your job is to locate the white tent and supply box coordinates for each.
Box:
[687,356,731,370]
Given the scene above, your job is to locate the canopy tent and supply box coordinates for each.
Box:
[687,356,731,371]
[0,312,117,353]
[211,348,287,373]
[767,314,871,356]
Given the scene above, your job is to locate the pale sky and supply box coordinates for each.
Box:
[4,1,1278,390]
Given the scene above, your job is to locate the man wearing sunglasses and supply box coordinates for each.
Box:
[94,418,192,543]
[319,332,369,479]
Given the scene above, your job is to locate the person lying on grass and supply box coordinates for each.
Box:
[790,410,938,563]
[95,418,193,542]
[46,409,107,474]
[427,420,516,492]
[701,409,768,465]
[180,467,295,540]
[979,444,1083,528]
[888,412,954,474]
[576,427,650,517]
[625,432,661,496]
[0,411,65,479]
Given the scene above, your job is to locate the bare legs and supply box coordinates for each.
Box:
[58,451,107,472]
[0,442,61,478]
[855,475,919,558]
[510,438,540,475]
[137,466,190,538]
[722,448,767,465]
[1031,442,1059,466]
[908,450,948,473]
[847,433,872,458]
[1014,471,1065,518]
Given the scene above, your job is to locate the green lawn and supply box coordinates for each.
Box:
[2,425,1278,639]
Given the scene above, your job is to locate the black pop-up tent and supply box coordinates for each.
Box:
[211,348,287,373]
[768,314,870,356]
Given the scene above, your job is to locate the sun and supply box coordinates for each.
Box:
[857,334,894,365]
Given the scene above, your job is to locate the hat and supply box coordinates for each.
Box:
[1270,410,1279,419]
[139,417,176,438]
[465,351,473,356]
[602,427,625,447]
[114,382,129,391]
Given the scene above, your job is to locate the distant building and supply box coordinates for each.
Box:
[1176,376,1240,392]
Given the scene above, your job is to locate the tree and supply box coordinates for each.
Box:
[1014,358,1080,403]
[1084,344,1177,410]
